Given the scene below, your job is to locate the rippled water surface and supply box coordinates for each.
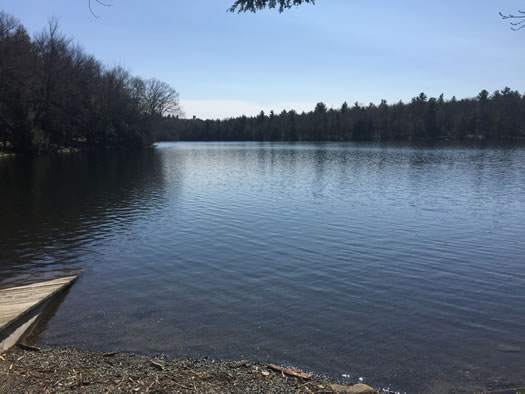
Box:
[1,142,525,392]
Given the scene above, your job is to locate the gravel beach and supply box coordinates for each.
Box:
[0,346,379,393]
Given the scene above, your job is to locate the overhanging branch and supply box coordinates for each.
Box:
[229,0,315,13]
[88,0,112,19]
[499,10,525,31]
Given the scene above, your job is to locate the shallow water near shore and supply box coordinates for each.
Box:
[1,142,525,392]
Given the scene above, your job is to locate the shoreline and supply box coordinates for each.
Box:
[2,138,525,158]
[0,345,379,393]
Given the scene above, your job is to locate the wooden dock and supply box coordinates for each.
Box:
[0,275,78,352]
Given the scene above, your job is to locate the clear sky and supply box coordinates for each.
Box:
[2,0,524,119]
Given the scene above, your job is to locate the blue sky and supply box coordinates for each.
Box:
[2,0,524,119]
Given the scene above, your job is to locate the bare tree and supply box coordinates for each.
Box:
[32,17,73,137]
[142,79,182,117]
[500,9,525,30]
[0,11,19,39]
[229,0,315,13]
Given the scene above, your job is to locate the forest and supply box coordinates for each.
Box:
[2,11,524,152]
[0,12,180,153]
[156,90,525,143]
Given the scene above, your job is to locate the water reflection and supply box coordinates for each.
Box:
[1,142,525,393]
[0,149,168,282]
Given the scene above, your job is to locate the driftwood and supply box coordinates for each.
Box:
[150,360,165,370]
[102,352,118,357]
[267,363,312,379]
[230,360,250,368]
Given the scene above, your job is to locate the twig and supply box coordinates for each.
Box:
[303,385,315,394]
[173,381,192,390]
[150,360,165,370]
[500,10,525,31]
[116,375,126,387]
[146,379,156,392]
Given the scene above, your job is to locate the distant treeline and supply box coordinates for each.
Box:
[156,89,525,142]
[0,12,180,153]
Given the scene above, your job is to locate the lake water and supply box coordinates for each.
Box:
[1,142,524,392]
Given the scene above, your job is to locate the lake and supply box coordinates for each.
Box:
[1,142,524,393]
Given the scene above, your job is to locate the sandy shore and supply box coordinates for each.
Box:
[0,345,379,393]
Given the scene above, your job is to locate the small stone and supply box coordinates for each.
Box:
[261,370,270,376]
[329,383,378,394]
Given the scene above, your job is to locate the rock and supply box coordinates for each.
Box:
[496,344,521,353]
[328,383,378,393]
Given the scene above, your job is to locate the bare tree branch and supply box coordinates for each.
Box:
[88,0,112,19]
[500,9,525,31]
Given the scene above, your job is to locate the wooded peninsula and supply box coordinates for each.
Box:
[0,12,179,154]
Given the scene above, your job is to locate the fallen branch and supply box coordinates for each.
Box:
[267,363,312,379]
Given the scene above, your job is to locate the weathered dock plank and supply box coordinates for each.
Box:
[0,275,78,351]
